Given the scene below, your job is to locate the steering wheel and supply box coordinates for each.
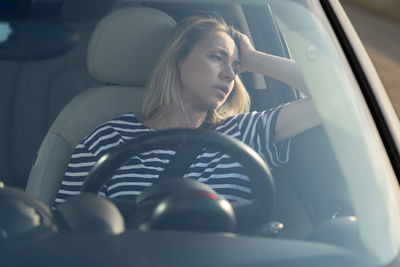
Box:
[80,129,275,231]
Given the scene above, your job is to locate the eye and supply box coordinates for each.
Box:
[232,62,240,74]
[211,54,222,61]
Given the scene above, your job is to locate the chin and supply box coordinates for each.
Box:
[200,97,227,112]
[207,103,224,111]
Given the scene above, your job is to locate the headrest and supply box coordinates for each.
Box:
[87,7,177,86]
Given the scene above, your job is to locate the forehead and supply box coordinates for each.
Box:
[197,31,239,59]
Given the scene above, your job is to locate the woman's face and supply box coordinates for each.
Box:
[179,31,240,113]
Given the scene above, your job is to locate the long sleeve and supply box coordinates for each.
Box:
[235,105,290,169]
[53,143,98,207]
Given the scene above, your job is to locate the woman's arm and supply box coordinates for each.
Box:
[237,33,309,95]
[274,98,321,143]
[238,33,321,142]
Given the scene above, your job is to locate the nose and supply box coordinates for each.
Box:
[220,63,236,82]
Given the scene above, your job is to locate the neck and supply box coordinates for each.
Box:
[144,105,208,130]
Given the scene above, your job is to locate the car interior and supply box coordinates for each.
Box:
[0,0,370,265]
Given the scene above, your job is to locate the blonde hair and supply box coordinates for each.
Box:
[141,15,250,125]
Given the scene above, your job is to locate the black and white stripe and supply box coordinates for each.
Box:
[54,107,289,206]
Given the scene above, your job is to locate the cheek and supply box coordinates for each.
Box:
[181,59,214,86]
[179,63,194,89]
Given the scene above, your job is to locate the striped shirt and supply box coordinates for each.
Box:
[54,106,289,206]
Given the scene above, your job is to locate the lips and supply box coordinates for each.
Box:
[215,86,229,96]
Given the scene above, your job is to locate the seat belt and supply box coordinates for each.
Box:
[159,144,204,179]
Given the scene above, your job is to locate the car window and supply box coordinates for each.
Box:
[269,0,400,263]
[2,0,400,266]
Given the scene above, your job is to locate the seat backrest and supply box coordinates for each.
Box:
[26,6,177,205]
[1,22,102,190]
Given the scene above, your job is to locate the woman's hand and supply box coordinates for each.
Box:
[236,32,309,94]
[237,33,257,73]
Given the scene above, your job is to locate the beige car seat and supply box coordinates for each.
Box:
[26,6,177,205]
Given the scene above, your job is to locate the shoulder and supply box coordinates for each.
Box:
[235,105,286,126]
[217,111,263,129]
[81,113,151,149]
[213,112,259,138]
[215,106,285,135]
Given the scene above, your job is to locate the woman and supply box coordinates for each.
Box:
[54,16,320,206]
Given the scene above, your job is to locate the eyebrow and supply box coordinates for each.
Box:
[215,48,240,65]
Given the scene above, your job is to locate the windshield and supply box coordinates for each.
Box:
[270,0,400,264]
[2,0,400,266]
